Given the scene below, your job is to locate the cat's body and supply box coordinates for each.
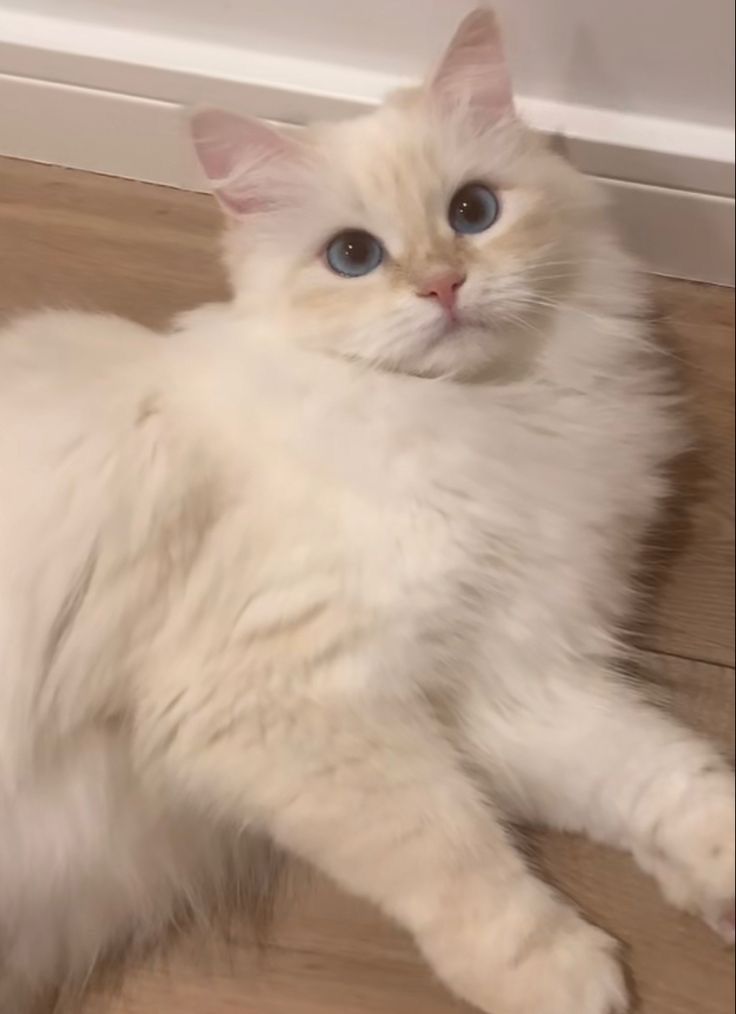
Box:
[1,11,733,1014]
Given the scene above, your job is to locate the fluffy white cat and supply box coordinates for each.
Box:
[0,9,733,1014]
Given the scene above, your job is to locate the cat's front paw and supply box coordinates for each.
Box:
[502,920,628,1014]
[637,768,735,943]
[427,905,628,1014]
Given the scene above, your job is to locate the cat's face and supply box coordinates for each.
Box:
[192,10,604,380]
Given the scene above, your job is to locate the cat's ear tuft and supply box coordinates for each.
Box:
[430,8,514,125]
[189,108,304,217]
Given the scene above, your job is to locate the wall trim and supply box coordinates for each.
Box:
[1,8,733,285]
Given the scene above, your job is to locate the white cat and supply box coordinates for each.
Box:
[0,9,733,1014]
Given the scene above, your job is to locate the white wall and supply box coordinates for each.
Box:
[4,0,734,126]
[1,1,733,283]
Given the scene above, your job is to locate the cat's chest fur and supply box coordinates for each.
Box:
[202,355,618,680]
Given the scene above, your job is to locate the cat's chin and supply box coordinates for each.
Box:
[402,313,541,381]
[347,322,530,383]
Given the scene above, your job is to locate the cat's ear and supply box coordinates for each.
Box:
[189,108,305,217]
[430,8,514,125]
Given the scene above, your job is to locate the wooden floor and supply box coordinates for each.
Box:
[1,157,734,1014]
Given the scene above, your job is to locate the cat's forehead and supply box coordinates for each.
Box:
[313,104,458,230]
[310,100,522,246]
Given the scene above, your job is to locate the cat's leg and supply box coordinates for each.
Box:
[138,691,627,1014]
[461,664,735,941]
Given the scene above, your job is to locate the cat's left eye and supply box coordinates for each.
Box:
[325,230,384,278]
[448,183,500,235]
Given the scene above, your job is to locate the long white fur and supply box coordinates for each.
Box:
[0,10,733,1014]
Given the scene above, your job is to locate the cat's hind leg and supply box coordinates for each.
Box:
[0,730,222,1013]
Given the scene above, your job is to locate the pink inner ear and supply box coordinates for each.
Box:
[189,108,302,217]
[190,109,251,181]
[431,9,514,123]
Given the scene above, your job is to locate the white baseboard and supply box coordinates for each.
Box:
[1,8,733,285]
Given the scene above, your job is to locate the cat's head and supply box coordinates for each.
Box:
[191,9,609,380]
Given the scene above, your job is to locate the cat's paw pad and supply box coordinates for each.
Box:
[638,770,735,942]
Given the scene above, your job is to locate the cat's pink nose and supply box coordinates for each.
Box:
[416,271,466,316]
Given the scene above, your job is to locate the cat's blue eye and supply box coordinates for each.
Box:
[448,183,500,235]
[325,230,384,278]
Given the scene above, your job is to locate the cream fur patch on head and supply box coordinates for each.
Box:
[191,10,605,381]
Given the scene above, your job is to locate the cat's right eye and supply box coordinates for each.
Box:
[325,230,384,278]
[448,183,500,235]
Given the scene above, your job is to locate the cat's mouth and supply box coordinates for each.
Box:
[426,310,485,344]
[436,315,463,336]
